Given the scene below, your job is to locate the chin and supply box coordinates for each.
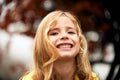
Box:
[59,54,76,60]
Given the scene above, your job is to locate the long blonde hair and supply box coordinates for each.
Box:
[32,10,93,80]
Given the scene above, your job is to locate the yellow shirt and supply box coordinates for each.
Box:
[20,71,33,80]
[75,72,99,80]
[21,71,99,80]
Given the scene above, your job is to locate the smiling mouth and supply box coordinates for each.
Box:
[56,43,73,50]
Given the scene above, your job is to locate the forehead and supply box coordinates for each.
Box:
[50,16,75,28]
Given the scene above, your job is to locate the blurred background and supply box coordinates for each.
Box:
[0,0,120,80]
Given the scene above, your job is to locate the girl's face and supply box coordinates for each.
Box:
[48,16,80,59]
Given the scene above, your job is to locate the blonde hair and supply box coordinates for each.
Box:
[32,10,93,80]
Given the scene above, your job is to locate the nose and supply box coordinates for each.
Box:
[60,32,69,40]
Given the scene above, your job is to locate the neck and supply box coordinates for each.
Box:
[53,58,76,80]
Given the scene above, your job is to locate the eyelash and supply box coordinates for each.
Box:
[68,31,75,34]
[49,32,58,35]
[49,31,75,36]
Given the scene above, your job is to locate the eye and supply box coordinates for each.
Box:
[49,31,58,35]
[68,31,76,34]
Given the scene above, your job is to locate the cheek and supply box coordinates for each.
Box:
[74,36,80,45]
[48,36,56,45]
[76,40,80,49]
[75,37,80,50]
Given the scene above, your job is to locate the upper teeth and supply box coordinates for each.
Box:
[58,44,71,48]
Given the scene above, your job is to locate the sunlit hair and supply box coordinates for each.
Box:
[33,10,93,80]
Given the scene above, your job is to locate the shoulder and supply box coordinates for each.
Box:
[75,72,99,80]
[19,71,34,80]
[92,72,99,80]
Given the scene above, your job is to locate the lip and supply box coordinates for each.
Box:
[56,42,74,50]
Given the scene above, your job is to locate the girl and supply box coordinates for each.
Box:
[21,10,99,80]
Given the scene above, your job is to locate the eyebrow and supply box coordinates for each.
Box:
[66,26,76,30]
[50,26,76,31]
